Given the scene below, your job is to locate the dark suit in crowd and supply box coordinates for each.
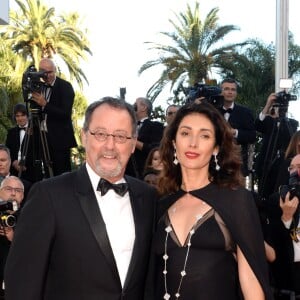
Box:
[5,126,38,183]
[267,192,300,295]
[255,115,298,198]
[126,119,164,179]
[220,104,256,176]
[43,76,77,176]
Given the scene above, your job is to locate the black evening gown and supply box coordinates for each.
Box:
[153,209,241,299]
[147,183,274,300]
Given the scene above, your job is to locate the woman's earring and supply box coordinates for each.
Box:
[173,149,178,165]
[214,153,220,171]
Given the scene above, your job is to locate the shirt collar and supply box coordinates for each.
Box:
[85,163,126,192]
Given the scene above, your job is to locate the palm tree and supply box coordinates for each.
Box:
[2,0,92,89]
[138,2,246,102]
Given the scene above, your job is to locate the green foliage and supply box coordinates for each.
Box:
[139,2,246,104]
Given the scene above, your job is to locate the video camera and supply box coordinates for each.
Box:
[185,83,224,108]
[279,169,300,201]
[0,200,19,228]
[274,90,297,108]
[22,65,47,109]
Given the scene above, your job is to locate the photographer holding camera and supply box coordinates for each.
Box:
[267,154,300,297]
[27,58,77,176]
[0,176,24,300]
[255,93,299,199]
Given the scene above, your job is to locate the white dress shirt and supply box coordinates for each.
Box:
[86,163,135,287]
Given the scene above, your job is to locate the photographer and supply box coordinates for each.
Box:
[267,154,300,297]
[0,176,24,299]
[26,58,77,176]
[255,93,299,199]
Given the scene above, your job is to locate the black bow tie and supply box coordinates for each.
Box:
[137,120,143,125]
[18,127,26,132]
[221,108,233,114]
[97,178,129,197]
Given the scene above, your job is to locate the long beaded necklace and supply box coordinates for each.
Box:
[163,214,202,300]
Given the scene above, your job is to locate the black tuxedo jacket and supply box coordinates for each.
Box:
[220,104,256,176]
[126,119,164,178]
[267,192,299,291]
[5,126,39,183]
[43,76,77,150]
[4,165,157,300]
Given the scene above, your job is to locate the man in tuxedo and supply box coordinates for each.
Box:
[219,78,256,176]
[255,93,299,198]
[29,58,77,176]
[126,97,164,179]
[5,103,39,183]
[0,176,24,299]
[4,97,157,300]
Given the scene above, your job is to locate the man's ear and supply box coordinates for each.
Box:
[80,129,87,148]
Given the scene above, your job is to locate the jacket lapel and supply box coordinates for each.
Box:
[75,165,120,282]
[122,176,144,289]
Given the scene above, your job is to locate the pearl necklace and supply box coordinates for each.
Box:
[163,214,202,300]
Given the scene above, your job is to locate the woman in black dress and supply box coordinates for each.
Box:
[145,103,273,300]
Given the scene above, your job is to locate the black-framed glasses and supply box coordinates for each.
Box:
[2,186,24,194]
[89,130,133,144]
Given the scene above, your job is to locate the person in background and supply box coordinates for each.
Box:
[5,104,39,183]
[4,97,157,300]
[267,154,300,298]
[0,145,31,202]
[0,176,24,300]
[255,93,298,199]
[145,102,273,299]
[126,97,164,179]
[143,146,163,173]
[29,58,77,176]
[219,78,256,177]
[165,104,180,126]
[274,130,300,194]
[143,168,160,189]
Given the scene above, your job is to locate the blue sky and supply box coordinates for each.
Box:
[10,0,300,122]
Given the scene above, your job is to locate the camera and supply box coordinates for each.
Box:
[0,200,19,228]
[274,90,297,107]
[279,169,300,201]
[22,65,47,109]
[185,83,224,108]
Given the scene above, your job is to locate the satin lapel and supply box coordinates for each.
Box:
[76,166,119,280]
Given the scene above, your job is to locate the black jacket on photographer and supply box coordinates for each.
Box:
[26,77,77,176]
[267,193,300,293]
[255,107,298,198]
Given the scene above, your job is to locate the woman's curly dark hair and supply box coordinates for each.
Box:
[157,102,244,195]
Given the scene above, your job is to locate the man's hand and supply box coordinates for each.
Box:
[262,93,276,115]
[0,226,14,242]
[12,160,26,172]
[280,192,299,222]
[31,91,47,107]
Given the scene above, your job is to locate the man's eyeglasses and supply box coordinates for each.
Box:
[2,186,24,194]
[89,130,133,144]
